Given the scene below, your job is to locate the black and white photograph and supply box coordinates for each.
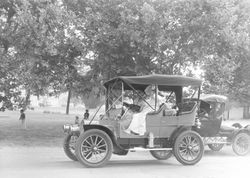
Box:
[1,0,250,178]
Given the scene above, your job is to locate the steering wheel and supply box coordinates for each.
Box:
[123,102,141,112]
[123,102,130,108]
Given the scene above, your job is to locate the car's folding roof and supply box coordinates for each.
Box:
[201,94,228,103]
[104,74,202,90]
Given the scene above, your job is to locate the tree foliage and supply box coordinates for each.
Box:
[0,0,250,114]
[1,0,86,110]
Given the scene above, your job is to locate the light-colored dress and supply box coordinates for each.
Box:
[125,95,163,135]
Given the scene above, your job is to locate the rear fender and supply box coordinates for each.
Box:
[169,126,192,144]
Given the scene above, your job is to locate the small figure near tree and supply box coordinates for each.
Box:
[84,109,89,120]
[19,109,26,129]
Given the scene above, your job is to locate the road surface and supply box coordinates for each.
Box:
[0,146,249,178]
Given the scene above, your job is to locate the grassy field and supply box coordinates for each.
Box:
[0,110,78,147]
[0,108,249,147]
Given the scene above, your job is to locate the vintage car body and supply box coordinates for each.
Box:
[195,94,250,155]
[63,74,205,167]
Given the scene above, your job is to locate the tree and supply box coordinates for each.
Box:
[1,0,250,114]
[203,0,250,118]
[0,0,88,113]
[0,0,27,109]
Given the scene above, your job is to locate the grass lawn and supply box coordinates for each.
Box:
[1,108,249,148]
[0,110,77,147]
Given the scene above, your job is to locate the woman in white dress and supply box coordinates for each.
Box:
[125,85,164,135]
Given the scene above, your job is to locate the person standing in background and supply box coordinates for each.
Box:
[19,109,26,129]
[84,109,89,120]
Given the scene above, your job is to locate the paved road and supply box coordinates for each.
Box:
[0,146,249,178]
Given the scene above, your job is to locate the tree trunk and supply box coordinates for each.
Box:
[227,110,230,120]
[66,88,71,115]
[243,104,250,119]
[25,89,31,109]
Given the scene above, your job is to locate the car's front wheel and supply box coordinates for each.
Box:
[63,133,79,161]
[150,150,172,160]
[75,129,113,168]
[232,132,250,156]
[173,130,204,165]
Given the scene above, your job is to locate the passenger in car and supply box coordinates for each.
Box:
[124,85,165,135]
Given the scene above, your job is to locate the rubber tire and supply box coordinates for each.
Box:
[173,130,204,165]
[75,129,113,168]
[63,133,79,161]
[208,143,224,151]
[232,132,250,156]
[150,150,172,160]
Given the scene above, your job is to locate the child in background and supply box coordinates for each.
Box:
[75,116,80,124]
[19,109,26,129]
[84,109,89,120]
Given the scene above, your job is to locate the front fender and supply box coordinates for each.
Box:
[230,128,250,141]
[83,124,126,154]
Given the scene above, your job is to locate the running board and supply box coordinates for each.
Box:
[127,147,172,152]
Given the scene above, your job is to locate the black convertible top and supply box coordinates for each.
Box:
[104,74,202,90]
[201,94,228,103]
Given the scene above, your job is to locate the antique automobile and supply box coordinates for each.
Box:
[195,94,250,156]
[63,74,205,167]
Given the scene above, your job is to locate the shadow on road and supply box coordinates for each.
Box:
[44,159,180,169]
[106,159,178,168]
[204,150,236,157]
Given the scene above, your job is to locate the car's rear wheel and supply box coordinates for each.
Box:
[173,130,204,165]
[63,133,79,161]
[232,132,250,156]
[75,129,113,168]
[150,150,172,160]
[208,143,224,151]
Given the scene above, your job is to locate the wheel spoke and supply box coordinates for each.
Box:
[97,148,105,154]
[180,141,187,147]
[187,136,192,145]
[82,144,92,148]
[82,149,91,153]
[190,149,198,158]
[90,136,94,145]
[84,139,92,147]
[190,138,197,146]
[96,138,105,146]
[98,143,107,149]
[179,147,188,158]
[84,151,93,159]
[183,137,188,145]
[94,135,98,145]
